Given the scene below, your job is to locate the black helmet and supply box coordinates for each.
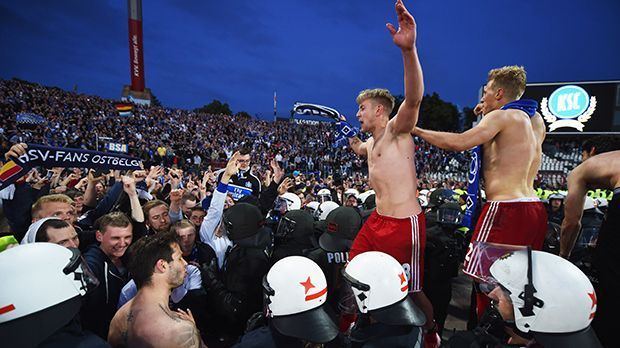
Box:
[437,202,463,226]
[427,189,456,208]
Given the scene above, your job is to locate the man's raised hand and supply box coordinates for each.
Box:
[222,152,240,181]
[277,177,294,195]
[4,143,27,161]
[121,175,138,197]
[474,102,484,116]
[270,158,284,184]
[386,0,416,50]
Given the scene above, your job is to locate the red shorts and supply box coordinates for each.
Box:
[349,210,426,292]
[462,200,547,318]
[464,200,547,276]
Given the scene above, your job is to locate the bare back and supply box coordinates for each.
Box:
[581,150,620,189]
[366,125,421,217]
[108,297,204,348]
[526,113,546,196]
[482,109,542,200]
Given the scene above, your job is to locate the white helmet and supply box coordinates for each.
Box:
[418,195,428,208]
[470,242,600,347]
[278,192,301,211]
[344,188,360,199]
[358,190,375,205]
[0,243,99,347]
[317,188,332,202]
[263,256,338,343]
[304,201,320,217]
[342,251,425,326]
[316,201,340,221]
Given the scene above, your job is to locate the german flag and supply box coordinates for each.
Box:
[115,103,133,117]
[115,103,133,112]
[0,161,25,189]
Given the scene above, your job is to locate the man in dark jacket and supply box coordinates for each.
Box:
[202,202,272,346]
[81,211,133,339]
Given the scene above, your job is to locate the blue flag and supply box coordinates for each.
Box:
[462,146,482,229]
[16,112,46,126]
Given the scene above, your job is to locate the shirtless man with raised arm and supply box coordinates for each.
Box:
[108,232,206,348]
[345,0,435,333]
[412,66,547,317]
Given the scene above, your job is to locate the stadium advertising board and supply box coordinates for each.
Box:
[106,143,128,153]
[522,81,620,134]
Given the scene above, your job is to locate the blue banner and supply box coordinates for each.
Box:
[1,144,142,190]
[462,146,482,229]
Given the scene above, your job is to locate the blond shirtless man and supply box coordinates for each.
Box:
[346,0,436,332]
[413,66,547,317]
[108,232,206,348]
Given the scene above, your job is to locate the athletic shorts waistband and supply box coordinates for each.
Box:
[372,209,423,221]
[488,197,540,203]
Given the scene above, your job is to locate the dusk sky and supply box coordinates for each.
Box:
[2,0,619,122]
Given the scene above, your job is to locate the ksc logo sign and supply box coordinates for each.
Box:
[541,85,597,131]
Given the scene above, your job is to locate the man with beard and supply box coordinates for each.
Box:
[108,232,206,347]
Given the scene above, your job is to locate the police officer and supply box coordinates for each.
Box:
[306,206,363,332]
[234,256,339,347]
[546,192,565,226]
[447,243,602,347]
[0,243,106,347]
[343,251,425,347]
[201,202,272,346]
[271,209,316,265]
[425,188,457,228]
[423,201,466,336]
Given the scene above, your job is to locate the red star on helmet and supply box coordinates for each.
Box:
[588,292,597,309]
[398,272,408,292]
[588,291,597,320]
[300,276,315,294]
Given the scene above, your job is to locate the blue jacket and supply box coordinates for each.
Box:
[80,245,128,340]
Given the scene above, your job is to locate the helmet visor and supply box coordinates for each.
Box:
[64,247,99,296]
[437,207,463,225]
[464,241,529,285]
[275,216,296,243]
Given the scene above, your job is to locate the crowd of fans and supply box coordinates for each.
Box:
[0,78,612,346]
[1,78,474,183]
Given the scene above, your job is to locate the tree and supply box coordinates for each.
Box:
[391,94,404,118]
[462,106,478,130]
[150,92,162,107]
[236,111,252,119]
[390,93,461,132]
[418,92,459,132]
[195,100,233,115]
